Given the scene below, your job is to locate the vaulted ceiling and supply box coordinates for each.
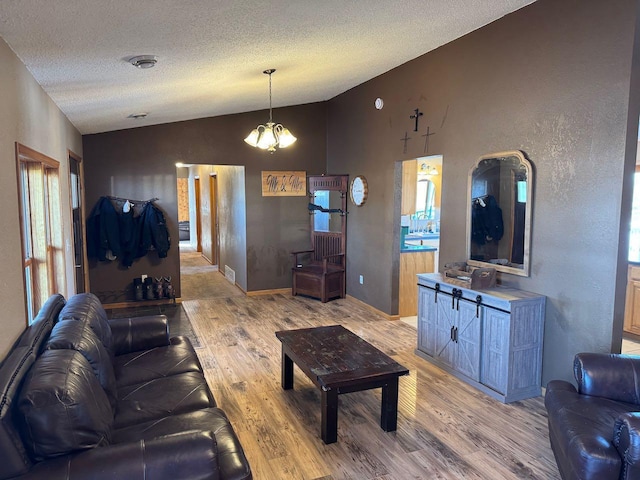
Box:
[0,0,535,134]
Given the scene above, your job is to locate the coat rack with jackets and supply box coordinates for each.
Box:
[86,196,170,267]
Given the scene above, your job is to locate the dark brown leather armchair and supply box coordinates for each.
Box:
[545,353,640,480]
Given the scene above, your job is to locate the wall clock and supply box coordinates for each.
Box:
[350,175,369,206]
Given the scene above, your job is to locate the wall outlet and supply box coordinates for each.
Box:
[359,275,364,285]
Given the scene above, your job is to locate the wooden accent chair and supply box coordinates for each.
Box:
[292,174,348,302]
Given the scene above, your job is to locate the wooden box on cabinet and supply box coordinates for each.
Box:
[416,273,545,403]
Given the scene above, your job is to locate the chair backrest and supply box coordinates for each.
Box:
[312,232,344,266]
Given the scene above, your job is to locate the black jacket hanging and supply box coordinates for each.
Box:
[87,196,170,266]
[471,195,504,245]
[86,197,121,261]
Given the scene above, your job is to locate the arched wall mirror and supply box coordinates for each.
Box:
[466,150,533,277]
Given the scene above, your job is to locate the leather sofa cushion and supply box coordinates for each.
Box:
[14,293,65,353]
[113,408,251,480]
[114,336,203,387]
[58,293,113,356]
[17,349,113,461]
[0,346,36,479]
[109,315,170,356]
[20,431,221,480]
[114,371,215,429]
[46,319,118,408]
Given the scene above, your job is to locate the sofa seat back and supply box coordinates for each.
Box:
[0,294,65,480]
[17,349,114,461]
[58,293,113,357]
[0,347,36,479]
[46,319,118,408]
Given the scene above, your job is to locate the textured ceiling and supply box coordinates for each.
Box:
[0,0,534,134]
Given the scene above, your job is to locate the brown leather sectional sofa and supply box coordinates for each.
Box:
[0,293,252,480]
[545,353,640,480]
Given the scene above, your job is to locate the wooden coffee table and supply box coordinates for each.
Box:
[275,325,409,444]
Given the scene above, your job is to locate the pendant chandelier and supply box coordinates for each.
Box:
[244,69,296,153]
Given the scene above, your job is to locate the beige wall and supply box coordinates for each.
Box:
[0,37,82,357]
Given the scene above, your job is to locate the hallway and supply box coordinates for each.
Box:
[179,244,244,300]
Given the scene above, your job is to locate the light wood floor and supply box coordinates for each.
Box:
[179,250,560,480]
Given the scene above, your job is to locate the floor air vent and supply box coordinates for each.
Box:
[224,265,235,284]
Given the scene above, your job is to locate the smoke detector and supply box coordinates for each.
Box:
[128,55,157,69]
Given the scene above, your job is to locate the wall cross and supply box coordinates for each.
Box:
[422,126,435,154]
[400,131,411,154]
[410,108,423,132]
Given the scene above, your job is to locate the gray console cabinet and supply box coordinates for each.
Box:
[416,273,545,403]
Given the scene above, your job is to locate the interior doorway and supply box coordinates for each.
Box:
[178,164,247,294]
[397,155,443,323]
[194,176,202,253]
[69,151,87,293]
[208,174,219,266]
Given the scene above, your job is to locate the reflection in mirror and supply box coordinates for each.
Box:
[312,190,344,232]
[467,150,532,277]
[416,178,436,218]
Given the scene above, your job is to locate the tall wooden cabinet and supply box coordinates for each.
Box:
[416,273,545,403]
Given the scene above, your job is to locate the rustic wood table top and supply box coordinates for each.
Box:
[275,324,408,390]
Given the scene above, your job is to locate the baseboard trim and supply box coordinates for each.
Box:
[103,298,181,309]
[246,288,291,297]
[345,295,400,321]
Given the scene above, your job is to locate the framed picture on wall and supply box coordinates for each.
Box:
[261,171,306,196]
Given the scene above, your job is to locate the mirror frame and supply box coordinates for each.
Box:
[466,150,533,277]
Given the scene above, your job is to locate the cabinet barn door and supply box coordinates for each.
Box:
[481,308,511,394]
[434,295,456,367]
[455,300,482,381]
[418,287,437,355]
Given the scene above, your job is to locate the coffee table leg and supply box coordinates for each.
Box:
[321,387,338,444]
[380,377,399,432]
[281,348,294,390]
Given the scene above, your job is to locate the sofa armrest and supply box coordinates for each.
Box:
[614,412,640,480]
[15,431,220,480]
[574,353,640,404]
[108,315,170,355]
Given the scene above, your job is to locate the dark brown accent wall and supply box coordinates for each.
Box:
[81,0,640,384]
[327,0,640,384]
[83,102,327,299]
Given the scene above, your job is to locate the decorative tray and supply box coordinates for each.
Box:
[443,262,496,289]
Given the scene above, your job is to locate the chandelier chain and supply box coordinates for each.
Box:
[268,71,273,123]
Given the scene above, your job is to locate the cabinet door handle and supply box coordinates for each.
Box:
[435,283,440,303]
[455,326,459,343]
[476,295,482,318]
[455,289,462,311]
